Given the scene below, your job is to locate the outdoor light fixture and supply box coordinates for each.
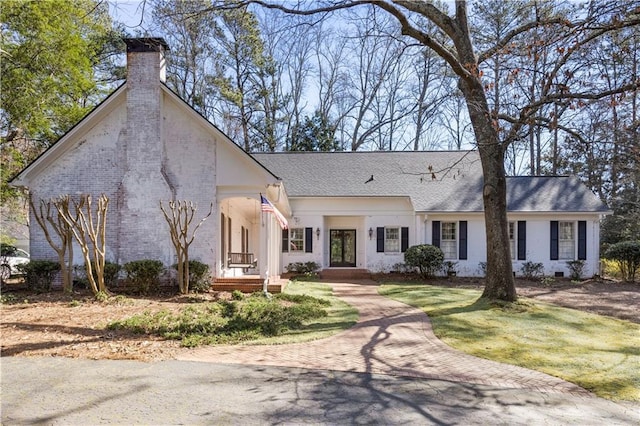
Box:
[369,227,374,240]
[316,227,321,240]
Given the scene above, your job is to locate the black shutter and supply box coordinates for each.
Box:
[305,227,313,253]
[376,227,385,252]
[550,221,559,260]
[281,228,288,253]
[432,221,441,247]
[578,221,587,260]
[517,221,527,260]
[459,221,468,260]
[401,227,409,252]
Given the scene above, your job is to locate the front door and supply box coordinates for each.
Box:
[330,229,356,267]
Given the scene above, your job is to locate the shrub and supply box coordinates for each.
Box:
[541,276,555,287]
[604,241,640,282]
[123,260,164,294]
[443,261,458,276]
[1,293,18,304]
[109,292,330,345]
[404,244,444,278]
[18,260,60,291]
[73,261,121,290]
[226,293,328,336]
[520,261,544,280]
[566,260,585,280]
[103,262,122,287]
[231,290,244,300]
[601,258,623,280]
[390,262,414,274]
[172,260,210,293]
[286,261,320,276]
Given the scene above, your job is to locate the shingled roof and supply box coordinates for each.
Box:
[252,151,609,213]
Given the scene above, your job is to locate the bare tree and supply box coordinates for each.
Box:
[160,200,213,294]
[57,194,109,296]
[30,196,74,293]
[152,0,218,119]
[205,0,640,302]
[409,47,450,151]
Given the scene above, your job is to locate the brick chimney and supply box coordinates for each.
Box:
[118,38,174,264]
[124,38,168,84]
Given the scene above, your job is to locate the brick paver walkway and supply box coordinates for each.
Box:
[178,280,590,395]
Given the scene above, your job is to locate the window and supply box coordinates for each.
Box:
[289,228,304,252]
[509,222,516,259]
[377,227,409,253]
[559,221,575,259]
[441,222,457,259]
[283,228,313,253]
[385,227,400,253]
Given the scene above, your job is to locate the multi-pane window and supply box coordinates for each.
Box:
[289,228,304,252]
[509,222,516,259]
[559,221,575,259]
[441,222,457,259]
[385,227,400,252]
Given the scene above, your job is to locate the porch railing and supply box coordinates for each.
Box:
[228,252,257,268]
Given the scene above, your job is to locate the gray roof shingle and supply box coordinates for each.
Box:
[252,151,608,213]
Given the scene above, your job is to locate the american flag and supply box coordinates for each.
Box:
[261,194,288,230]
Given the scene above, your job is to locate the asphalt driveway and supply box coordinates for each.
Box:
[2,357,638,425]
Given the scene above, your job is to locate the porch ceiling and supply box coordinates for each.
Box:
[221,196,259,212]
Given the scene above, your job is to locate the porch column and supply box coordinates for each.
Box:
[260,211,270,282]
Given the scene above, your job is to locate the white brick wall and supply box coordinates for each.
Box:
[30,45,218,272]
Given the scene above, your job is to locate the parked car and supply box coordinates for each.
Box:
[0,244,30,281]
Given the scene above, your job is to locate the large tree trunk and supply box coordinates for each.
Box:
[459,76,517,302]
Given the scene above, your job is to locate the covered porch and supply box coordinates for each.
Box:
[214,187,290,292]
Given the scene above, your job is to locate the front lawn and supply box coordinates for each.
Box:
[379,283,640,402]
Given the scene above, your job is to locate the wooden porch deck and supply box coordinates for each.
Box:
[212,275,288,293]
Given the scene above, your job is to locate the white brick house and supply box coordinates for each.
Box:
[11,38,610,281]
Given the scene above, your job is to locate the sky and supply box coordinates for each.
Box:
[108,0,151,30]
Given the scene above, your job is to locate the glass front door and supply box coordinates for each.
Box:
[330,229,356,267]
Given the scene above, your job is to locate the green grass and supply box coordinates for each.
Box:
[107,280,358,347]
[379,283,640,402]
[244,280,358,345]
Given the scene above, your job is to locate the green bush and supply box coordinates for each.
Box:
[103,262,121,287]
[73,261,121,290]
[123,260,164,294]
[604,241,640,282]
[404,244,444,278]
[286,261,320,276]
[226,293,328,336]
[108,291,330,345]
[520,261,544,280]
[172,260,210,293]
[18,260,60,291]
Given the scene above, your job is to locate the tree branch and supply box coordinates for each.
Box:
[478,18,572,64]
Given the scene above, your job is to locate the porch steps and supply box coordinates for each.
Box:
[319,269,372,280]
[212,276,287,293]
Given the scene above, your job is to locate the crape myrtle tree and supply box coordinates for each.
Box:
[203,0,640,302]
[160,200,213,294]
